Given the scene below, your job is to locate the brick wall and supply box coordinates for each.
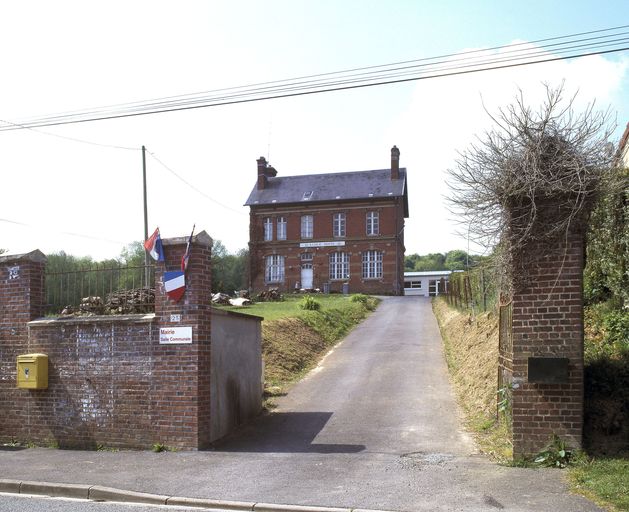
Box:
[507,233,585,457]
[0,233,222,450]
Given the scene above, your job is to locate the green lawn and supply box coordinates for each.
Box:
[217,293,358,322]
[569,458,629,511]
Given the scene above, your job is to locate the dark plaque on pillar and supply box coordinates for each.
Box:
[527,357,569,384]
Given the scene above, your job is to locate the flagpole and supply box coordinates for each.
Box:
[142,145,149,286]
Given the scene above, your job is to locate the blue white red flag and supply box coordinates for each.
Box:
[144,228,164,262]
[164,270,185,302]
[181,224,195,272]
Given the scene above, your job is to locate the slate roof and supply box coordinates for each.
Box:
[245,168,408,216]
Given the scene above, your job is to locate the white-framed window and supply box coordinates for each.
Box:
[366,211,379,236]
[329,252,349,280]
[407,280,422,289]
[301,252,313,262]
[362,250,383,279]
[333,212,346,237]
[265,255,285,283]
[263,217,273,241]
[301,215,313,239]
[277,217,287,240]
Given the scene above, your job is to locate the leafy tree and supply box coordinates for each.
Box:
[584,167,629,308]
[119,241,145,266]
[211,241,248,294]
[444,250,469,270]
[404,253,421,270]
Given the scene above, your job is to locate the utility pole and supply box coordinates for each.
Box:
[142,145,149,285]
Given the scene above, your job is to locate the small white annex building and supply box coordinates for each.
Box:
[403,270,454,296]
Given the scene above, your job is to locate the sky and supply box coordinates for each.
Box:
[1,0,628,260]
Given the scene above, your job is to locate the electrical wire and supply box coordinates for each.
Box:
[146,150,247,215]
[0,218,128,244]
[0,118,140,151]
[1,25,627,131]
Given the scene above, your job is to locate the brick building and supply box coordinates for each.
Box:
[245,147,409,295]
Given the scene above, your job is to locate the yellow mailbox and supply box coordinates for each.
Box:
[16,353,48,389]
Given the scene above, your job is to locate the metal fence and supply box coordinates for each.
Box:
[445,266,497,314]
[45,263,156,316]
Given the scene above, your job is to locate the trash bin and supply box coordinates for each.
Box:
[342,283,349,295]
[323,282,330,294]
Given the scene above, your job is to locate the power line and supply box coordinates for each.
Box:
[0,118,139,151]
[1,25,627,131]
[0,218,128,245]
[145,150,247,216]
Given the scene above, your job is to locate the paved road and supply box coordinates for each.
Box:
[0,297,600,511]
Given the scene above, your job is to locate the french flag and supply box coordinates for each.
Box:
[181,224,195,272]
[144,228,165,262]
[164,271,185,302]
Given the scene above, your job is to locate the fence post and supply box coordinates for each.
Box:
[480,268,487,312]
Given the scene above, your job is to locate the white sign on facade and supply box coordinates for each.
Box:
[170,314,182,323]
[299,241,346,248]
[159,326,193,344]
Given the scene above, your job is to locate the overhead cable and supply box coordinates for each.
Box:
[1,25,628,130]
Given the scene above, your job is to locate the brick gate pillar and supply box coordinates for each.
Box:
[504,217,586,458]
[0,250,47,440]
[153,231,213,449]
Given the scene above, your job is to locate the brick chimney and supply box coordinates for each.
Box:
[257,156,267,190]
[391,145,400,180]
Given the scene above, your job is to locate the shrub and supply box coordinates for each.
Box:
[299,295,321,311]
[603,310,629,349]
[350,293,378,311]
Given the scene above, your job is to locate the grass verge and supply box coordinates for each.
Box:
[569,458,629,511]
[431,297,512,462]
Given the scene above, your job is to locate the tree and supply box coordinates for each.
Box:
[211,241,248,294]
[119,241,145,266]
[444,250,469,270]
[446,84,615,289]
[584,167,629,307]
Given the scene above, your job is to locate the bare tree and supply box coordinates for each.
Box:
[447,83,616,290]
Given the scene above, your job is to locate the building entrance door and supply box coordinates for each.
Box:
[428,279,439,296]
[301,264,313,289]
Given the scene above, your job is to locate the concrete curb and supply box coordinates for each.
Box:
[0,479,398,512]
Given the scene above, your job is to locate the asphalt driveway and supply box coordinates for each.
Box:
[0,296,600,511]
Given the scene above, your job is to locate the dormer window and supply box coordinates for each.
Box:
[302,191,314,200]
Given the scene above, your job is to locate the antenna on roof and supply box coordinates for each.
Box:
[267,120,272,162]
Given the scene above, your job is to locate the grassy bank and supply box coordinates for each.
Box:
[432,297,629,511]
[432,297,512,461]
[223,294,380,405]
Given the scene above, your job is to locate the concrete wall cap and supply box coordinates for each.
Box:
[161,229,213,248]
[28,313,156,326]
[0,249,47,265]
[211,306,263,322]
